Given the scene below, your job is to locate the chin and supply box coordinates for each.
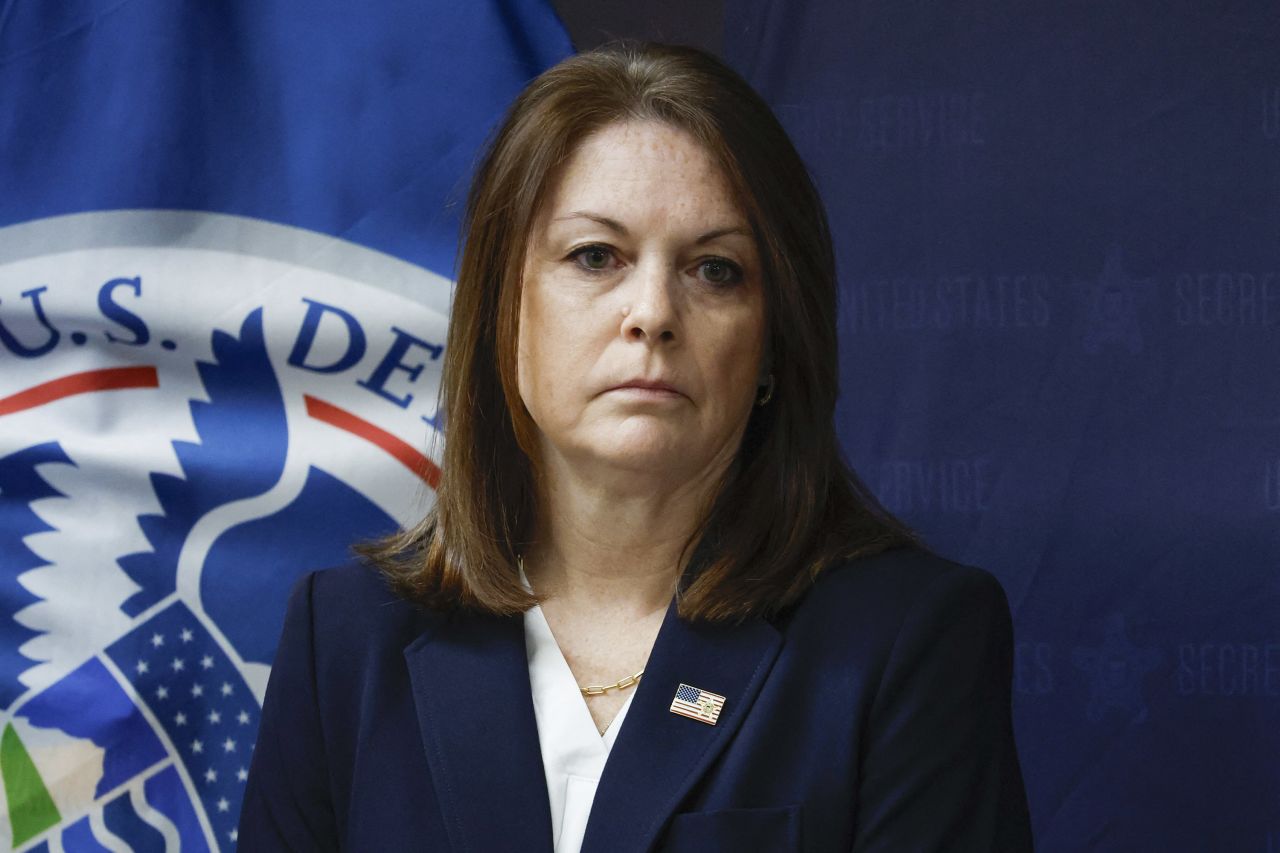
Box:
[601,443,684,472]
[587,429,696,474]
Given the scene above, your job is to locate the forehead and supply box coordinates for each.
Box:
[535,120,747,229]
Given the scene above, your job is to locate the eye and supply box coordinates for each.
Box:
[697,257,744,287]
[565,245,744,285]
[567,244,618,273]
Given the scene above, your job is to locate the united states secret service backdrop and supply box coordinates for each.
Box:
[724,1,1280,850]
[0,2,571,849]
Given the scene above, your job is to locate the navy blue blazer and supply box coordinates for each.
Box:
[239,546,1033,851]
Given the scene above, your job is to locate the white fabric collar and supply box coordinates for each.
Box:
[520,566,635,852]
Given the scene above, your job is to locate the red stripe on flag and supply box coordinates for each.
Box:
[303,394,441,489]
[0,366,160,416]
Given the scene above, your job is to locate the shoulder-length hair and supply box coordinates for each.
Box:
[359,40,928,623]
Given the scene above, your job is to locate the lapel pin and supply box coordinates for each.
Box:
[669,683,725,725]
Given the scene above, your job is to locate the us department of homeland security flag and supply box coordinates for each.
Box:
[0,2,571,849]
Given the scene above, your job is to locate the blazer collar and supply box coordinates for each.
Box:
[404,608,554,852]
[404,580,783,853]
[581,595,782,853]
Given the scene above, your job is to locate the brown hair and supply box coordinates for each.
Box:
[358,40,928,623]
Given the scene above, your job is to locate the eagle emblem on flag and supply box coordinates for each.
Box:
[669,683,726,725]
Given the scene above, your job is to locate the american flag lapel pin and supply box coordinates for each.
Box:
[669,683,726,726]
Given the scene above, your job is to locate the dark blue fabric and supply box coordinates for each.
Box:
[239,549,1032,851]
[0,0,573,278]
[722,2,1280,849]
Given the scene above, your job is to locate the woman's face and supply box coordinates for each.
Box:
[517,120,767,486]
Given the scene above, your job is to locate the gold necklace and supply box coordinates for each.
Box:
[518,555,647,698]
[579,669,644,697]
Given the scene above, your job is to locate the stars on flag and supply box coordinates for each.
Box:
[668,683,726,725]
[106,603,262,849]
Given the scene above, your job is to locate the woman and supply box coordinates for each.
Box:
[240,40,1033,852]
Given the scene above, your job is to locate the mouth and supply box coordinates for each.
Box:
[605,380,685,398]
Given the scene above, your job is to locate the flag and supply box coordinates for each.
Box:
[669,683,726,725]
[0,1,572,849]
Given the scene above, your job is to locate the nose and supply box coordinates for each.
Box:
[620,260,679,344]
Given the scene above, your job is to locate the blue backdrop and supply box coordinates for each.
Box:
[0,2,570,848]
[2,0,1276,848]
[725,1,1280,849]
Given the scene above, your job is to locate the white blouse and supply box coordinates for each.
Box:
[520,569,636,853]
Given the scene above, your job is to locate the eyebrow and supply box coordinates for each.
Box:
[550,211,753,244]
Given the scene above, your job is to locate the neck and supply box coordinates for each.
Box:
[522,451,734,619]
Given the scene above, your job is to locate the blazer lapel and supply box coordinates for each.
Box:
[581,597,783,853]
[404,609,554,853]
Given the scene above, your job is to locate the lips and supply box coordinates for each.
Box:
[606,378,685,397]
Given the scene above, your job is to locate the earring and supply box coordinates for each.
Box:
[755,373,775,406]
